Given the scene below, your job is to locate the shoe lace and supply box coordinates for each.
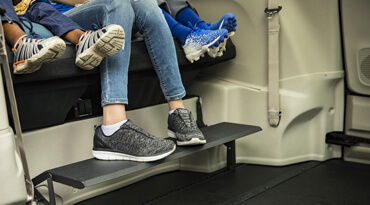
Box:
[187,21,202,33]
[203,22,212,30]
[77,28,104,52]
[179,111,196,128]
[12,35,40,57]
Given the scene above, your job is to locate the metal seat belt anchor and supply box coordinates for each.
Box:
[264,6,282,19]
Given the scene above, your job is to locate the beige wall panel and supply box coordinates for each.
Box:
[189,71,344,166]
[342,0,370,95]
[345,95,370,139]
[191,0,342,87]
[187,0,344,165]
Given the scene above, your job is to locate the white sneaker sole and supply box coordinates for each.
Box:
[76,24,125,70]
[184,35,221,63]
[14,36,66,74]
[208,37,229,58]
[92,145,176,162]
[168,130,206,146]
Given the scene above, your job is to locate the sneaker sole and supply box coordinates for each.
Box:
[184,35,221,63]
[14,37,66,74]
[168,129,206,146]
[92,145,176,162]
[207,30,235,58]
[75,24,125,70]
[208,36,229,58]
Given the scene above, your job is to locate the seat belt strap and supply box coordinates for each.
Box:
[265,0,282,127]
[0,6,35,203]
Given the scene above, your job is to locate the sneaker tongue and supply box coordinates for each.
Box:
[125,120,154,139]
[178,109,193,127]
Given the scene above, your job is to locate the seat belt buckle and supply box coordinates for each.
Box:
[265,6,282,19]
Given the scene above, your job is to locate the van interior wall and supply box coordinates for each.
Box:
[341,0,370,164]
[187,0,344,166]
[2,0,351,204]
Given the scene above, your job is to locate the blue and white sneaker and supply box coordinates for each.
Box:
[207,13,237,58]
[207,13,237,36]
[75,24,125,70]
[183,24,228,63]
[207,33,228,58]
[12,35,66,74]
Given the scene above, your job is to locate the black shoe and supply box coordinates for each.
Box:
[168,108,206,146]
[93,120,176,162]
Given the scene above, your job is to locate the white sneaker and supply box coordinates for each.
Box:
[12,35,66,74]
[75,24,125,70]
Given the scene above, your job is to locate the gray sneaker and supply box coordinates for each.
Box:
[93,120,176,162]
[168,108,206,146]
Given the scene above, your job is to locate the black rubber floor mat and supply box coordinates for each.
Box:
[78,159,370,205]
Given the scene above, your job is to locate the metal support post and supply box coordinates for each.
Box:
[224,141,236,171]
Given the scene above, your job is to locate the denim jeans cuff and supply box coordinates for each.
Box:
[165,90,186,102]
[101,98,128,107]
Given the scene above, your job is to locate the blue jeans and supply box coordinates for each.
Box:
[64,0,186,106]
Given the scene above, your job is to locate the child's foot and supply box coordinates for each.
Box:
[75,24,125,70]
[207,36,228,58]
[207,13,237,37]
[12,35,66,74]
[183,25,228,63]
[206,13,237,58]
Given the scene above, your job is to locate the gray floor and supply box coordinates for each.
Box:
[77,159,370,205]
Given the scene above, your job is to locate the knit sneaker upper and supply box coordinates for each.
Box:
[168,108,205,144]
[93,120,175,158]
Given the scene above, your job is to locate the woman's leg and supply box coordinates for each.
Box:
[64,0,176,161]
[131,0,186,103]
[132,0,206,146]
[64,0,133,108]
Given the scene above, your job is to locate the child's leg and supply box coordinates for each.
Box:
[62,29,85,45]
[162,7,228,63]
[1,0,25,45]
[176,6,237,33]
[3,22,25,46]
[25,2,125,70]
[175,6,206,28]
[1,0,66,74]
[24,2,84,40]
[19,17,53,38]
[162,8,192,45]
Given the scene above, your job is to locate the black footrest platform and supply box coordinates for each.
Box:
[33,122,261,204]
